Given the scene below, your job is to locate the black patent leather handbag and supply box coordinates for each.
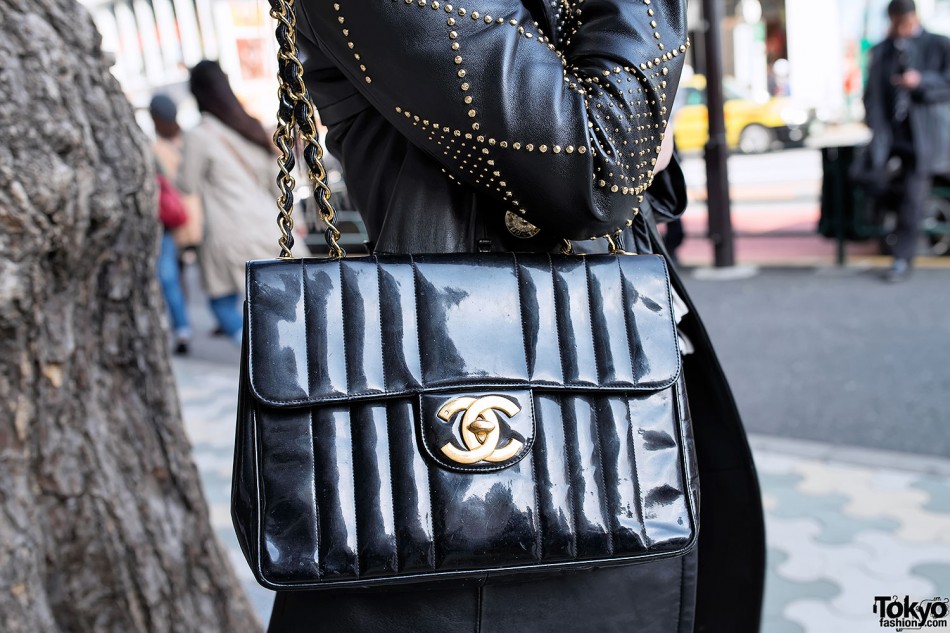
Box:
[231,0,698,591]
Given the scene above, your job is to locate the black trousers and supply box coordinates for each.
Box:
[267,552,697,633]
[894,155,932,262]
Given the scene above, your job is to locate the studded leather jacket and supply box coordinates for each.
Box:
[278,2,766,632]
[295,0,688,253]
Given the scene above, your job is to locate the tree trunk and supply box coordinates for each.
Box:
[0,1,260,631]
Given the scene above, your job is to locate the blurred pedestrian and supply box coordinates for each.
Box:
[864,0,950,282]
[178,60,292,343]
[150,95,191,354]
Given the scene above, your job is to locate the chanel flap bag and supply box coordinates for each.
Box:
[231,0,698,591]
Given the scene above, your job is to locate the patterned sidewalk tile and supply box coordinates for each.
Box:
[173,359,950,630]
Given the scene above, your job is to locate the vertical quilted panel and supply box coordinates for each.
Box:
[351,404,398,578]
[247,262,309,402]
[532,394,577,562]
[552,260,599,386]
[564,396,613,557]
[618,256,680,387]
[595,397,647,553]
[515,256,563,384]
[312,407,360,578]
[340,261,386,395]
[376,259,423,393]
[413,255,529,386]
[627,390,693,548]
[429,458,540,569]
[586,259,637,387]
[257,407,320,582]
[303,261,348,398]
[386,399,435,573]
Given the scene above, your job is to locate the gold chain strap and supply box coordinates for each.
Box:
[270,0,344,259]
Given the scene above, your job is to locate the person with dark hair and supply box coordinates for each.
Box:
[864,0,950,281]
[177,61,297,342]
[261,1,766,631]
[149,94,191,355]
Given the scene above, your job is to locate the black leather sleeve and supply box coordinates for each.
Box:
[296,0,688,240]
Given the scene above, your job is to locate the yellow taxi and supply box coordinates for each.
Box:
[672,74,813,154]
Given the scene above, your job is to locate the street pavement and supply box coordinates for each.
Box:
[682,267,950,458]
[170,261,950,632]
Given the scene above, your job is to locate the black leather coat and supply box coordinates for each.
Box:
[267,1,766,631]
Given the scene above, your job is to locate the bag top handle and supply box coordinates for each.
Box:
[270,0,344,259]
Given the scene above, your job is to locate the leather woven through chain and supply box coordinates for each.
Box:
[269,0,344,258]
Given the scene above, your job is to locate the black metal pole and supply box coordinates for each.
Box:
[701,0,735,267]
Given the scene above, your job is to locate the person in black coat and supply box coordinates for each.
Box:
[265,0,766,630]
[864,0,950,281]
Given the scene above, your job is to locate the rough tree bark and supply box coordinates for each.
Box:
[0,1,260,631]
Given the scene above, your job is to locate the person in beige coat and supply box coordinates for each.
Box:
[177,60,291,342]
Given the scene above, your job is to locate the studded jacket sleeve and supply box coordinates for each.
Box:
[297,0,688,240]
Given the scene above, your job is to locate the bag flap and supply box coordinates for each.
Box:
[245,253,681,408]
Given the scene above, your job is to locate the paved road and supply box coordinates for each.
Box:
[680,147,824,235]
[681,146,823,194]
[682,267,950,458]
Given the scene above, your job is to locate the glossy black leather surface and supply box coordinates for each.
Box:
[246,254,680,406]
[233,253,697,590]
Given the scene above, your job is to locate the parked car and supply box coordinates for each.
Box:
[673,74,814,154]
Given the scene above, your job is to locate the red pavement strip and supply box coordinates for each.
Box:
[679,191,950,268]
[676,235,950,268]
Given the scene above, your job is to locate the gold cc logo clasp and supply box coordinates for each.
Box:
[437,396,524,465]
